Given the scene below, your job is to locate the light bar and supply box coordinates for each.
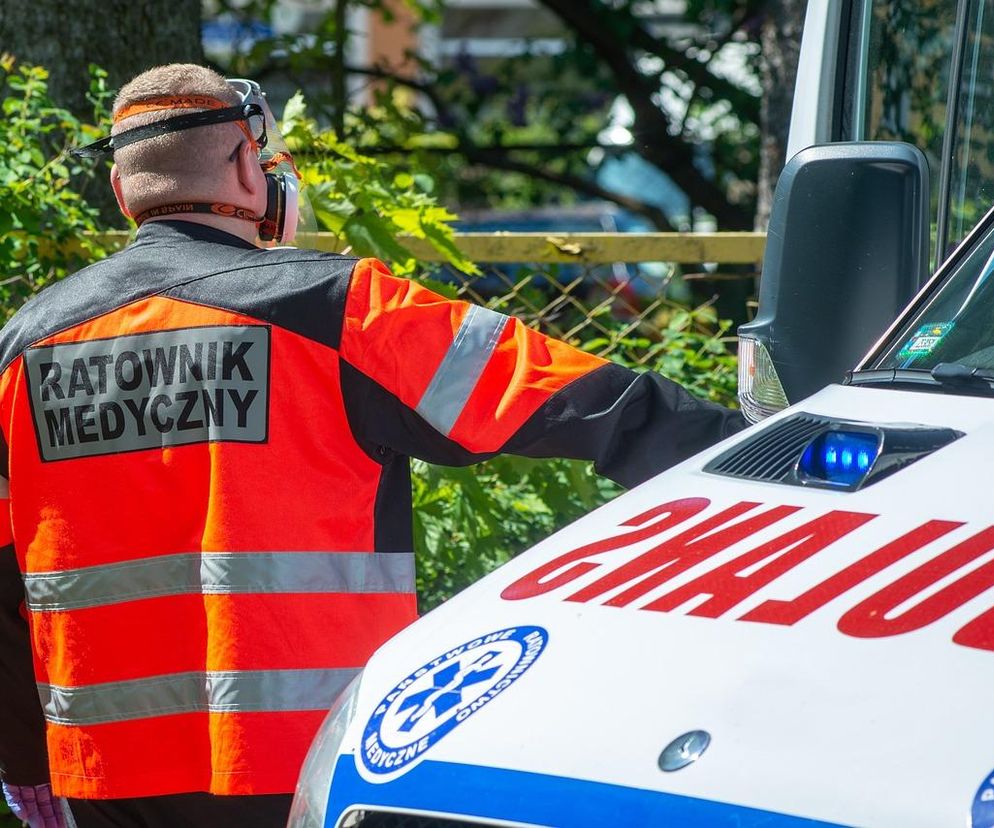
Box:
[797,430,882,489]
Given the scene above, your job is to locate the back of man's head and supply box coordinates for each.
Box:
[112,64,244,216]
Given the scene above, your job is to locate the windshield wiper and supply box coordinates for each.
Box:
[930,362,994,392]
[848,363,994,396]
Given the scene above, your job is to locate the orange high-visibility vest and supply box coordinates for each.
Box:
[0,221,742,798]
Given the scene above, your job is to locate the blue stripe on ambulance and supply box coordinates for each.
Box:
[325,754,850,828]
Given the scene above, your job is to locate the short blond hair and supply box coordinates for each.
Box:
[112,64,245,214]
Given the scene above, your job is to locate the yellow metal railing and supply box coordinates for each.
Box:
[92,231,767,264]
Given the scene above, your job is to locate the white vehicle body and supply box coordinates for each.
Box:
[291,387,994,827]
[289,0,994,823]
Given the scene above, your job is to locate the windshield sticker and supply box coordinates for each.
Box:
[897,322,954,365]
[360,626,548,777]
[972,768,994,827]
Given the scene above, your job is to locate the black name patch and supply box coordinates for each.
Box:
[26,325,270,461]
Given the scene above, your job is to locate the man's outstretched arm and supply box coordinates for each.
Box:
[339,258,747,487]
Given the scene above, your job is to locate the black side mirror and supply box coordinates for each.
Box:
[738,142,930,419]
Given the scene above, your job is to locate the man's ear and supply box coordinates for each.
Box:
[235,141,266,205]
[109,165,133,219]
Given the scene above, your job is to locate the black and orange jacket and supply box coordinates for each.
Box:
[0,221,744,799]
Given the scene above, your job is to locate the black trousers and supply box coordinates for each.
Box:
[67,792,293,828]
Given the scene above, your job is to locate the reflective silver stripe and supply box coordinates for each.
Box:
[416,304,509,436]
[24,551,414,612]
[37,667,359,725]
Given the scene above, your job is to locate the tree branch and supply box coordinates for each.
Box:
[459,148,678,231]
[338,61,745,231]
[535,0,752,228]
[344,63,450,117]
[627,19,761,122]
[344,62,704,230]
[341,63,677,228]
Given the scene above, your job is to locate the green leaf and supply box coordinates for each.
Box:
[413,173,435,194]
[390,207,425,236]
[281,90,308,129]
[343,213,417,267]
[416,277,460,299]
[421,221,480,275]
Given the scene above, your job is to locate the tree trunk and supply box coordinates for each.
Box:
[756,0,806,230]
[332,0,348,137]
[0,0,203,119]
[0,0,203,224]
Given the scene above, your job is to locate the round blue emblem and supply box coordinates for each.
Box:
[973,768,994,827]
[360,625,548,775]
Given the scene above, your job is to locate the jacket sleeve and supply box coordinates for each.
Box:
[0,437,49,784]
[339,258,747,488]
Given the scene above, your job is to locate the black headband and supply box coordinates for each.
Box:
[70,103,267,159]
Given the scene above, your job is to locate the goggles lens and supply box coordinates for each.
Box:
[227,78,268,147]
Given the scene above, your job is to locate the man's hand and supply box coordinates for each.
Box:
[2,782,71,827]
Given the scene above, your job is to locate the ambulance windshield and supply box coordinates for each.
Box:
[874,214,994,373]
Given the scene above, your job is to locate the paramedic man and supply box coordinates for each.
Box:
[0,64,746,828]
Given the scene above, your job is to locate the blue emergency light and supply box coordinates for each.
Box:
[707,413,963,491]
[798,430,881,489]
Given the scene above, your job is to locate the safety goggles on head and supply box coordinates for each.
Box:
[73,84,268,158]
[225,79,300,174]
[71,77,305,245]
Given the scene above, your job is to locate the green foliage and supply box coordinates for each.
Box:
[281,92,478,277]
[0,59,111,322]
[414,455,620,611]
[597,303,740,406]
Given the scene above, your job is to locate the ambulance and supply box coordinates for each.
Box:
[287,0,994,823]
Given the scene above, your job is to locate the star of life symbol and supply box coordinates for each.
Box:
[360,625,548,776]
[972,769,994,827]
[395,649,504,732]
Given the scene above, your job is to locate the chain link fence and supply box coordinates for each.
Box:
[412,232,764,371]
[427,259,682,365]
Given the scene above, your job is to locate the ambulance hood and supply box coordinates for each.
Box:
[331,384,994,827]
